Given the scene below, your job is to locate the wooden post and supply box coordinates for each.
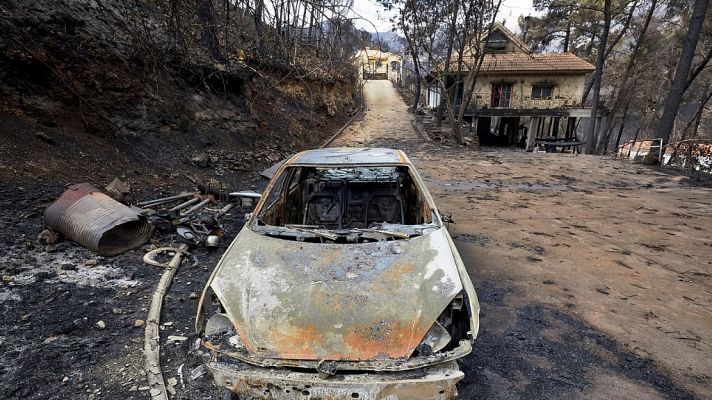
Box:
[552,117,560,138]
[566,117,577,138]
[471,117,479,142]
[526,117,537,151]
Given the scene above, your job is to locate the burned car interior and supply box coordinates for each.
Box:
[255,165,434,242]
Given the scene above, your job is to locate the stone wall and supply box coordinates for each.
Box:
[468,73,587,109]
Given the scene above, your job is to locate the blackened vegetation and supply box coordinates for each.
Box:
[0,0,359,185]
[457,281,695,399]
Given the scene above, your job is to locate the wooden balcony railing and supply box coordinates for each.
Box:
[460,97,582,111]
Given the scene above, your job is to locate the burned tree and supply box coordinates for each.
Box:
[654,0,711,145]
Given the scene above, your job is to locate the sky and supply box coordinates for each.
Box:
[350,0,537,34]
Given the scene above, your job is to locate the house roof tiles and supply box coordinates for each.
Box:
[457,52,595,74]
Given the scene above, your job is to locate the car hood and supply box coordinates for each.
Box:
[208,227,464,361]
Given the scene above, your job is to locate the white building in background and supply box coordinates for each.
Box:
[353,48,402,84]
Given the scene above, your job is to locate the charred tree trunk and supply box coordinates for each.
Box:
[401,11,422,111]
[584,0,611,154]
[597,0,656,154]
[654,0,710,144]
[436,1,459,128]
[300,2,308,41]
[563,19,571,52]
[581,23,601,104]
[412,64,422,110]
[197,0,224,62]
[254,0,264,51]
[613,102,631,152]
[454,3,502,145]
[682,90,712,139]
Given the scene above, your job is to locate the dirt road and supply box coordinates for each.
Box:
[335,80,419,147]
[334,80,712,399]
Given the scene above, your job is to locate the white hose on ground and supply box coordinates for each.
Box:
[143,244,189,400]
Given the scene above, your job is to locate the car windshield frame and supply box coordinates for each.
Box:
[248,161,443,240]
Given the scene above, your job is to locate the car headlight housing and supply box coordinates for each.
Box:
[416,321,452,355]
[415,292,470,356]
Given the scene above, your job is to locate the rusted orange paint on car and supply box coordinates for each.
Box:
[268,325,324,359]
[368,262,416,296]
[208,226,462,360]
[381,262,415,283]
[343,321,414,360]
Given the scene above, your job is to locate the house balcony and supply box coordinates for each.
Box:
[457,96,588,117]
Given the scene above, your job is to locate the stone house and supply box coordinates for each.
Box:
[427,23,595,150]
[354,48,402,84]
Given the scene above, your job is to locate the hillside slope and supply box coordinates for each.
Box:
[0,0,357,186]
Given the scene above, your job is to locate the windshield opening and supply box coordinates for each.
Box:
[253,165,436,242]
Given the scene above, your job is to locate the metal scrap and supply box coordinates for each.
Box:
[44,183,153,256]
[137,192,198,208]
[168,197,200,213]
[135,184,256,249]
[143,247,191,268]
[176,227,201,246]
[181,195,214,217]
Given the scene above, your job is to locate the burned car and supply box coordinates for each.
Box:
[196,148,479,399]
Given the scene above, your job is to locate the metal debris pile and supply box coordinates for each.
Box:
[137,182,260,249]
[37,178,262,399]
[41,179,261,255]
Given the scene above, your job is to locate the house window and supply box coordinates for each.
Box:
[532,85,554,99]
[485,41,507,54]
[485,42,507,53]
[484,30,509,53]
[491,83,512,107]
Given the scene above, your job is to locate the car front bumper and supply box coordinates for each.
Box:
[207,358,464,399]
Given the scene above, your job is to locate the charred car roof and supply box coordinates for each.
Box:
[287,147,408,165]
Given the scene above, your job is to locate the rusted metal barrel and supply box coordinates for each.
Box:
[44,183,153,256]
